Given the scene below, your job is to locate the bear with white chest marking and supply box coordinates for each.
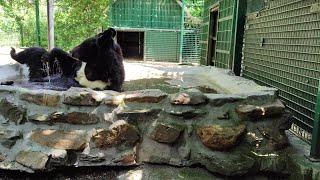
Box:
[46,28,125,92]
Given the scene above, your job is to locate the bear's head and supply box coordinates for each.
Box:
[69,28,119,84]
[69,28,117,62]
[97,28,117,49]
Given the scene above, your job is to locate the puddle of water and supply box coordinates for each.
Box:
[2,77,219,94]
[123,78,219,94]
[123,78,183,94]
[12,75,81,91]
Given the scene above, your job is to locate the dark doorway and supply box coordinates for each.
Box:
[117,31,144,60]
[207,8,219,66]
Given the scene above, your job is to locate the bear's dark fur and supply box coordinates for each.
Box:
[8,28,125,92]
[47,28,125,91]
[10,47,50,81]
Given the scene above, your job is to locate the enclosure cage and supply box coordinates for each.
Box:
[242,0,320,143]
[109,0,202,64]
[201,0,320,146]
[200,0,245,75]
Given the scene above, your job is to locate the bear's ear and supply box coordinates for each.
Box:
[108,28,117,38]
[101,28,116,39]
[98,28,117,47]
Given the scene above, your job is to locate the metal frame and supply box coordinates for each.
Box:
[179,0,185,64]
[310,80,320,160]
[232,0,246,76]
[229,0,238,70]
[206,3,219,66]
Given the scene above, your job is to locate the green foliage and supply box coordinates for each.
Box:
[185,0,203,18]
[0,0,108,49]
[0,0,202,49]
[54,0,109,50]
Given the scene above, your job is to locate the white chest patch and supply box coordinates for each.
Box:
[74,62,109,90]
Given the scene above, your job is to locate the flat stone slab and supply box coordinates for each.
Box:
[118,89,167,103]
[20,90,61,107]
[197,124,246,151]
[30,130,88,150]
[49,112,100,125]
[149,122,183,144]
[171,89,208,105]
[92,120,140,149]
[63,87,104,106]
[0,129,22,148]
[0,153,5,162]
[236,99,285,119]
[0,98,26,124]
[117,108,162,118]
[28,114,49,122]
[30,112,100,125]
[166,107,207,119]
[15,151,48,170]
[206,94,246,106]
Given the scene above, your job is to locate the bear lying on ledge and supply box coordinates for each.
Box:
[9,28,125,92]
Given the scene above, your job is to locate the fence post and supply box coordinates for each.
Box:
[35,0,41,46]
[310,80,320,160]
[179,0,185,64]
[47,0,55,50]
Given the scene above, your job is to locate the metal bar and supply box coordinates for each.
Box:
[47,0,55,50]
[245,27,320,35]
[243,52,320,74]
[114,27,191,32]
[258,0,304,12]
[218,15,233,22]
[245,36,320,40]
[246,42,320,48]
[244,56,320,83]
[251,1,310,20]
[35,0,41,46]
[243,50,320,65]
[310,80,320,159]
[243,66,317,98]
[248,18,320,30]
[245,46,320,56]
[179,0,185,64]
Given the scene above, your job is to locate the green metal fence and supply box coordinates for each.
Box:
[145,30,180,62]
[109,0,182,30]
[182,29,201,63]
[144,29,201,63]
[110,0,202,63]
[242,0,320,138]
[311,81,320,158]
[200,0,244,72]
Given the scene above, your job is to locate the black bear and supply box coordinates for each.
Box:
[10,47,51,81]
[46,28,125,91]
[8,28,125,92]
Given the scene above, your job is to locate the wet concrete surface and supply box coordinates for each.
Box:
[1,164,288,180]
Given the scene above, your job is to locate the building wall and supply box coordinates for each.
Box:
[200,0,238,69]
[109,0,182,30]
[242,0,320,132]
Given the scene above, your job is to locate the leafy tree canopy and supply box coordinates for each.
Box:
[0,0,202,49]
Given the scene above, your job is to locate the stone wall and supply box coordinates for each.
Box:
[0,85,295,176]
